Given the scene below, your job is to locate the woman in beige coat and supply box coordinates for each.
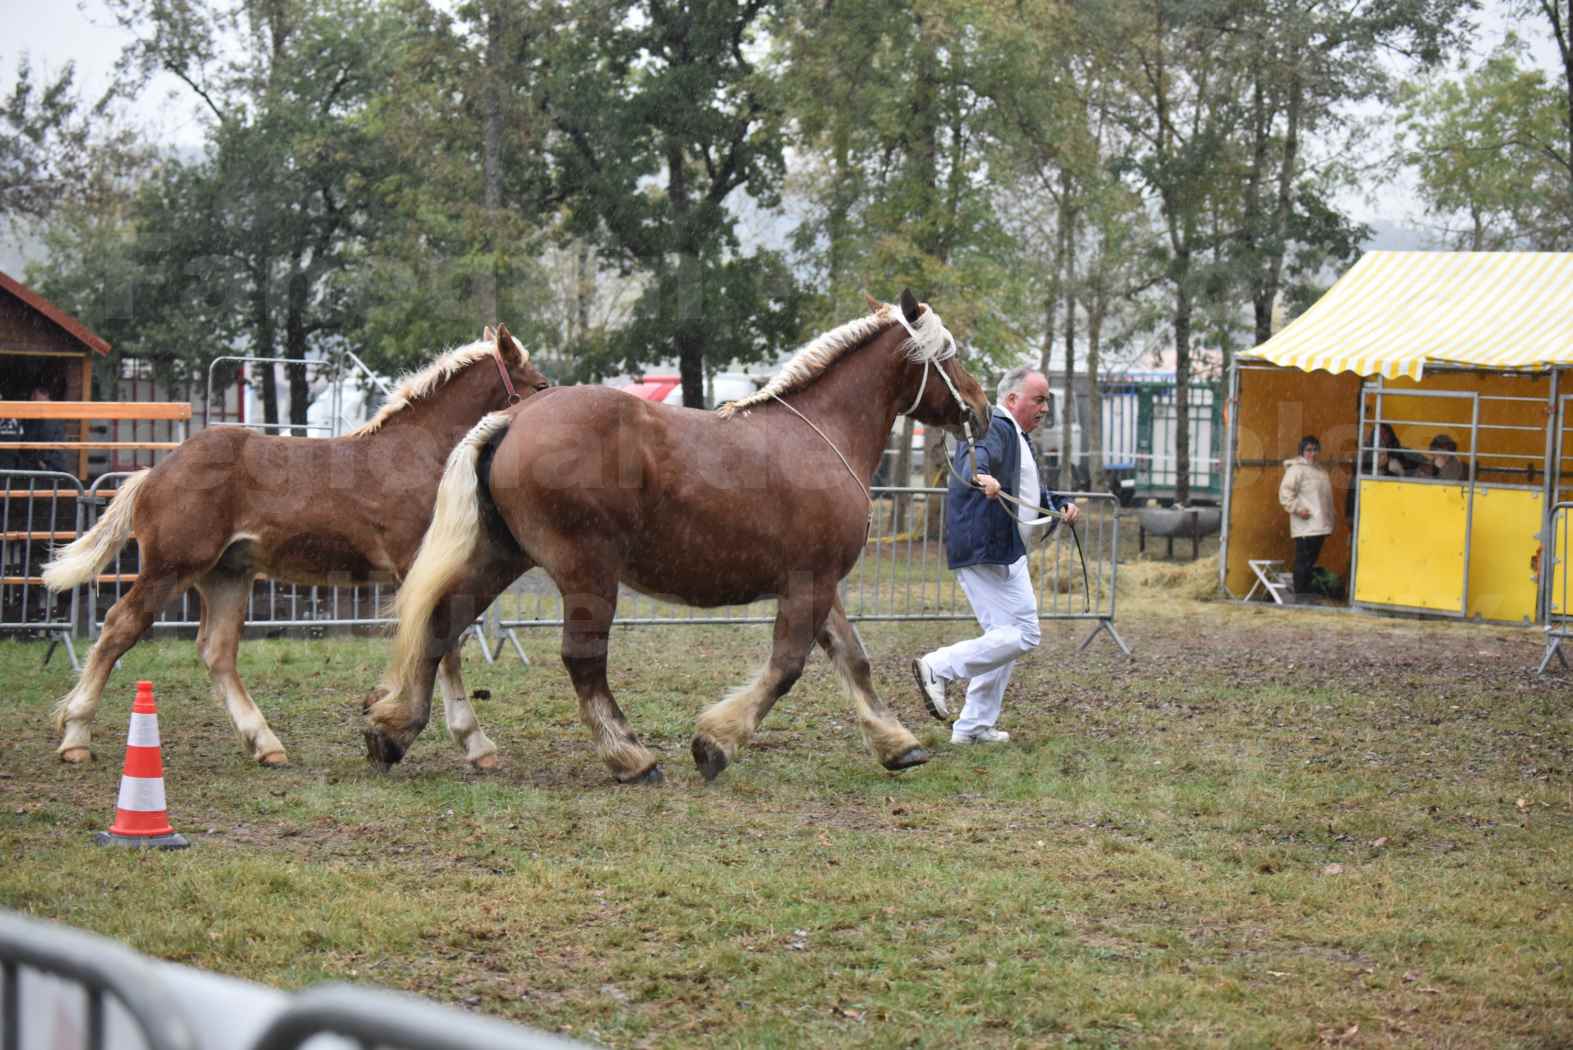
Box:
[1279,435,1335,598]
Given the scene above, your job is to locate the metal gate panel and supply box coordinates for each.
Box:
[1353,478,1467,612]
[1466,485,1543,623]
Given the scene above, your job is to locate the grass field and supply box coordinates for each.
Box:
[1,591,1569,1048]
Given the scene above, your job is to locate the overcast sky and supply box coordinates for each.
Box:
[0,0,1562,270]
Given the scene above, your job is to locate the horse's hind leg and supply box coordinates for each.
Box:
[54,571,188,762]
[195,571,286,766]
[555,561,660,784]
[365,547,527,768]
[816,596,928,771]
[691,582,833,782]
[436,645,498,770]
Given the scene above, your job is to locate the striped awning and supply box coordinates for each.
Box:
[1245,251,1573,379]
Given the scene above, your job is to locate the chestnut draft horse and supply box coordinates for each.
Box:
[367,291,993,783]
[44,325,550,768]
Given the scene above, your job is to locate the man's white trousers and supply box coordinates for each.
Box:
[923,556,1040,735]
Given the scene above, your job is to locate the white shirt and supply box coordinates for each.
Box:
[1006,412,1042,547]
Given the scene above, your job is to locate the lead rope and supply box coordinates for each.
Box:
[768,393,874,544]
[942,430,1092,614]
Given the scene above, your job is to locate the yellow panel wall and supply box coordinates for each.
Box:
[1353,479,1467,611]
[1466,486,1544,623]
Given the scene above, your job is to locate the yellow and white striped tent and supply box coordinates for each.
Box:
[1246,251,1573,379]
[1224,251,1573,624]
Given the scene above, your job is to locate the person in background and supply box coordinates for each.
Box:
[0,388,24,472]
[1280,434,1335,602]
[1366,422,1423,476]
[21,384,72,475]
[910,366,1079,745]
[1415,433,1466,481]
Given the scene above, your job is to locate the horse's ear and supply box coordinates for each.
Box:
[863,291,882,314]
[495,322,513,359]
[483,325,496,343]
[899,289,921,324]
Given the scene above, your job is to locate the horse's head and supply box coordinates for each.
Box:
[888,289,991,438]
[486,322,552,405]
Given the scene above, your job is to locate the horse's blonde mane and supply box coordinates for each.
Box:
[348,336,529,436]
[716,302,956,419]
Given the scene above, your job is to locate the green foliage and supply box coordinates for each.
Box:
[541,0,802,403]
[0,58,122,223]
[1398,43,1573,249]
[778,0,1027,367]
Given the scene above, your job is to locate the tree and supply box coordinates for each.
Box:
[105,0,402,431]
[1226,0,1466,348]
[2,59,119,224]
[346,0,571,371]
[1398,45,1572,247]
[781,0,1031,532]
[544,0,804,408]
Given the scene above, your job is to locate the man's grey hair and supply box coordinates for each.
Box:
[996,366,1041,405]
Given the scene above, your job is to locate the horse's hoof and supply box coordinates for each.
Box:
[58,747,92,765]
[690,735,729,782]
[362,729,404,771]
[257,751,289,768]
[883,746,930,772]
[469,753,499,772]
[620,764,664,786]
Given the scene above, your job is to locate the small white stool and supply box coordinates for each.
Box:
[1246,559,1294,604]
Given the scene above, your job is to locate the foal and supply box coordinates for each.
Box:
[45,325,549,767]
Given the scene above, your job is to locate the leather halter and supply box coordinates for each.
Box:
[493,341,523,405]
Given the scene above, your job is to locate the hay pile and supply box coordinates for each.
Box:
[1117,553,1221,602]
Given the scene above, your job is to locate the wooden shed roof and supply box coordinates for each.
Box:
[0,269,111,356]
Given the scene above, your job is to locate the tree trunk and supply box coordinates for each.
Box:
[252,263,279,429]
[478,4,504,326]
[829,113,852,296]
[1257,61,1302,348]
[1087,285,1106,492]
[285,264,310,437]
[667,140,707,409]
[1173,263,1193,507]
[575,240,593,344]
[1060,200,1078,491]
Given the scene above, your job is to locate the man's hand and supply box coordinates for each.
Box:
[974,472,1002,499]
[1295,508,1312,519]
[1061,501,1080,524]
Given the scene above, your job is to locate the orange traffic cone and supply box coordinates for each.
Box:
[95,681,189,849]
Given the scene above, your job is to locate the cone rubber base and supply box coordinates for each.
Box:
[94,830,190,850]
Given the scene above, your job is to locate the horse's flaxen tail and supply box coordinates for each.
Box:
[42,469,152,593]
[386,411,515,695]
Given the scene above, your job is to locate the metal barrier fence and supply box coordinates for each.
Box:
[0,470,83,670]
[487,489,1129,657]
[50,478,1126,659]
[0,909,587,1050]
[1539,500,1571,674]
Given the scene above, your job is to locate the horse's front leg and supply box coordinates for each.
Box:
[436,645,499,770]
[691,581,833,781]
[816,595,928,771]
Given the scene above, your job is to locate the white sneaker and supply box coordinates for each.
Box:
[952,727,1010,745]
[911,656,949,720]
